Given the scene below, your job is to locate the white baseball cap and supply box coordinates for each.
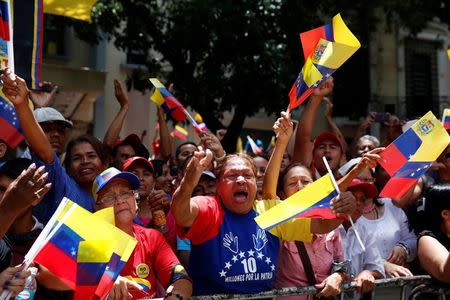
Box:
[33,107,73,128]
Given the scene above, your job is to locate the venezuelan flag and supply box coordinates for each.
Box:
[379,111,450,198]
[442,108,450,130]
[0,0,12,71]
[288,13,360,110]
[34,200,137,300]
[255,174,338,231]
[149,78,187,123]
[0,92,24,148]
[193,112,207,133]
[172,124,188,140]
[246,135,263,155]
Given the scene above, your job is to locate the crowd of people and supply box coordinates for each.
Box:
[0,67,450,300]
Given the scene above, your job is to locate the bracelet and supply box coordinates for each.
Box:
[165,291,183,300]
[215,151,226,162]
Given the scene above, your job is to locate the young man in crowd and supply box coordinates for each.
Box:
[292,78,346,179]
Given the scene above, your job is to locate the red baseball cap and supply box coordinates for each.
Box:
[313,131,345,151]
[122,156,154,174]
[113,134,150,159]
[348,178,378,199]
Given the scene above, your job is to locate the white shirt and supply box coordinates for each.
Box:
[339,221,385,278]
[357,198,417,262]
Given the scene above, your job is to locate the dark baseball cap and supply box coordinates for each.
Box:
[113,134,149,159]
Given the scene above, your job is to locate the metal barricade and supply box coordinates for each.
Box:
[191,275,450,299]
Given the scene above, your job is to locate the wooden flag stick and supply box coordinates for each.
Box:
[322,156,366,251]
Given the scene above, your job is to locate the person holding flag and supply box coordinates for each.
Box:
[92,168,192,299]
[171,141,356,295]
[262,112,347,299]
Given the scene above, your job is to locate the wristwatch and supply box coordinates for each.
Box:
[331,260,353,280]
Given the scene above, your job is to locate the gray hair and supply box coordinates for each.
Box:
[358,135,380,147]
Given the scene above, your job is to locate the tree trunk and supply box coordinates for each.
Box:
[221,104,247,154]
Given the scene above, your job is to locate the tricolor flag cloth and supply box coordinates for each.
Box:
[193,113,207,134]
[149,78,187,123]
[442,108,450,130]
[379,111,450,199]
[0,0,12,70]
[34,199,137,300]
[172,124,188,140]
[246,135,263,155]
[0,92,24,148]
[288,13,360,110]
[255,173,339,231]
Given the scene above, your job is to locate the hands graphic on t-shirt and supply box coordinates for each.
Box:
[223,232,239,254]
[252,229,268,251]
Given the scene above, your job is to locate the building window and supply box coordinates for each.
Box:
[404,38,440,118]
[43,14,69,58]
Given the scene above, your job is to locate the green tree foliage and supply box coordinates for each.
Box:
[76,0,448,151]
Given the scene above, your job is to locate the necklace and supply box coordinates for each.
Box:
[362,203,376,214]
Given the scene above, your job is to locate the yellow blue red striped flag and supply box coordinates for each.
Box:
[289,13,360,109]
[255,173,338,230]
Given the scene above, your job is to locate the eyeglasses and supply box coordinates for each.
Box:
[96,190,137,206]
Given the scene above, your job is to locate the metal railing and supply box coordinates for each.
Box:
[191,275,450,299]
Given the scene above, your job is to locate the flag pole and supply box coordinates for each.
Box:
[6,0,15,80]
[322,157,366,251]
[181,107,205,134]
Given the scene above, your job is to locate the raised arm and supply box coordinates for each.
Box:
[292,77,334,166]
[0,163,51,238]
[349,113,375,157]
[1,69,53,163]
[199,130,225,160]
[171,149,213,227]
[103,79,130,148]
[324,97,348,153]
[157,108,172,159]
[262,111,293,199]
[338,148,384,192]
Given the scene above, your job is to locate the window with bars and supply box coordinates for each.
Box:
[404,38,440,118]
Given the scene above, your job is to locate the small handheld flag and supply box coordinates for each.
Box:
[172,124,188,140]
[254,172,339,231]
[246,135,263,155]
[379,111,450,198]
[32,198,137,300]
[149,78,187,123]
[288,13,360,110]
[442,108,450,130]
